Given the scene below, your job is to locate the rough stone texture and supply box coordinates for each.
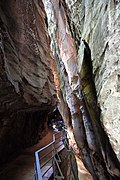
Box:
[0,0,120,178]
[59,148,79,180]
[43,0,120,179]
[0,0,56,165]
[65,0,120,161]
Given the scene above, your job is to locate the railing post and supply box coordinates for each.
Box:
[35,152,42,180]
[52,134,56,178]
[35,131,66,180]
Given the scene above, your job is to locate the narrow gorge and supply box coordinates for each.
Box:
[0,0,120,179]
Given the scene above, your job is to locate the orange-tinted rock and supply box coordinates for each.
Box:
[0,0,56,165]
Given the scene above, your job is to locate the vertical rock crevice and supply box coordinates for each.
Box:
[43,0,120,179]
[79,40,120,179]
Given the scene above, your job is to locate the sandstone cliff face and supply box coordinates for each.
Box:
[0,0,120,178]
[43,0,120,179]
[66,0,120,161]
[0,0,56,165]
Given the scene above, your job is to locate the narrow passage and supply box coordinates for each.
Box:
[0,129,55,180]
[0,127,92,180]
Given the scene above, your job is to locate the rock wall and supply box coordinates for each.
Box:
[59,148,79,180]
[0,0,56,165]
[0,0,119,178]
[65,0,120,161]
[43,0,120,179]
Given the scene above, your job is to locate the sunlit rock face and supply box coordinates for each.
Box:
[65,0,120,161]
[0,0,56,165]
[43,0,120,179]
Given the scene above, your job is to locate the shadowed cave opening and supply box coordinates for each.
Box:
[47,108,65,131]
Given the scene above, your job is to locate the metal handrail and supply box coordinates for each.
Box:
[35,151,42,180]
[36,141,54,153]
[42,165,53,177]
[41,156,53,169]
[39,149,53,161]
[34,131,65,180]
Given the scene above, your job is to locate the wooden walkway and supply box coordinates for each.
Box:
[0,129,55,180]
